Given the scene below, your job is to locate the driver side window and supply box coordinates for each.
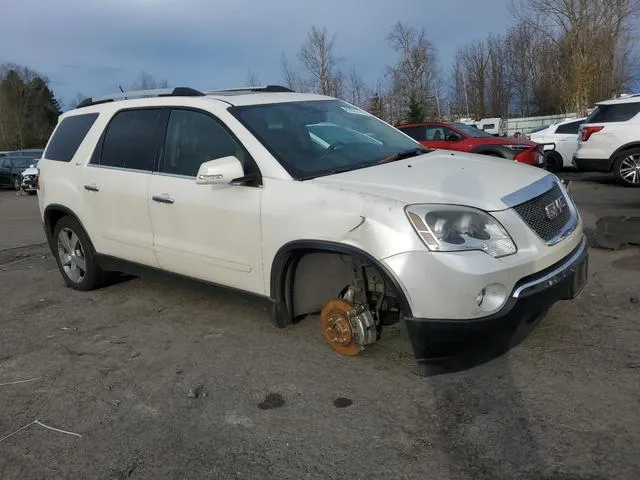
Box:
[426,126,459,140]
[161,109,246,177]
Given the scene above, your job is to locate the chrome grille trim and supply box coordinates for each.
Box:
[505,175,579,246]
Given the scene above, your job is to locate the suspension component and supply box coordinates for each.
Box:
[320,297,377,356]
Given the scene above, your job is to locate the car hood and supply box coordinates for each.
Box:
[310,151,551,211]
[21,166,38,175]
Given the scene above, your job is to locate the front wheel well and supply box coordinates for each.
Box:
[269,242,411,328]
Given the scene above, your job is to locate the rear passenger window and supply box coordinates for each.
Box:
[586,102,640,123]
[97,108,164,171]
[399,126,426,141]
[44,113,99,162]
[555,120,583,135]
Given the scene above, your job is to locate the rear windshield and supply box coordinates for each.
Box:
[44,113,99,162]
[586,102,640,123]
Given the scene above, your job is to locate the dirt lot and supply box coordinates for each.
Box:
[1,175,639,480]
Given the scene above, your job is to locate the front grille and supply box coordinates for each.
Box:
[512,183,573,242]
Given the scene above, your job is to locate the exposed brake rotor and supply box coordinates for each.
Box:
[320,297,378,356]
[320,298,362,356]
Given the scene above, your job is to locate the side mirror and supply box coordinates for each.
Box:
[445,134,460,141]
[195,156,244,185]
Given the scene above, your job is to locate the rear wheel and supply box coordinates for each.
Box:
[52,216,107,291]
[613,149,640,187]
[544,151,563,172]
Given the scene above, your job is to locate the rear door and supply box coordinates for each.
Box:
[80,107,166,266]
[398,125,428,146]
[147,107,264,294]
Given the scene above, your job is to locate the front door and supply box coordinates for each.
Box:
[148,107,263,294]
[80,107,165,266]
[425,125,465,151]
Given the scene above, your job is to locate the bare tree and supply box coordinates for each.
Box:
[298,26,343,96]
[345,66,370,108]
[129,71,169,90]
[245,70,260,87]
[512,0,640,113]
[386,22,438,122]
[280,52,304,91]
[456,40,490,119]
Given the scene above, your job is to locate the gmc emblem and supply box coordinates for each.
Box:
[544,197,567,220]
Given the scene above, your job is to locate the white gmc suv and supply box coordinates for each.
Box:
[573,94,640,187]
[36,86,588,375]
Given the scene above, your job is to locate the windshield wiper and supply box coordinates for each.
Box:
[376,147,430,164]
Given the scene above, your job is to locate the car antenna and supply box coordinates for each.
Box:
[118,85,127,99]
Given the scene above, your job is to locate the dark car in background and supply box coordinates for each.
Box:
[7,148,45,157]
[396,121,546,168]
[0,156,40,190]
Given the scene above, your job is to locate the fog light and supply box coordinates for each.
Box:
[477,283,507,312]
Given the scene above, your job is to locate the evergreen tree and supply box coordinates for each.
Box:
[407,93,424,123]
[0,65,61,149]
[367,92,383,118]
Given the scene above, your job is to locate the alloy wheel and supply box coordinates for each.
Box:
[619,154,640,185]
[57,227,87,284]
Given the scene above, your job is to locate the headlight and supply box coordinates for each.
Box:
[405,204,517,258]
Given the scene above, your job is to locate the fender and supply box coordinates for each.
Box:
[43,204,91,250]
[471,146,511,159]
[609,142,640,170]
[269,239,413,328]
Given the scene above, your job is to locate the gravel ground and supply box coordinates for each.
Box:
[0,175,639,480]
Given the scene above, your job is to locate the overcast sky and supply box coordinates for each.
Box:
[1,0,512,108]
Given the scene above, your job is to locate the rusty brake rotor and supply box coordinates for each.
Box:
[320,298,362,356]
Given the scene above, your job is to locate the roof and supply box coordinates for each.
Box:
[597,94,640,105]
[72,85,334,112]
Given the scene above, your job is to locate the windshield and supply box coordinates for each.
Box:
[9,157,35,168]
[229,99,426,179]
[451,122,494,138]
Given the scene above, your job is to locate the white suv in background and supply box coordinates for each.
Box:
[573,95,640,186]
[529,117,586,171]
[36,86,588,376]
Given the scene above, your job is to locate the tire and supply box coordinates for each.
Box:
[52,216,107,291]
[613,148,640,187]
[544,151,563,173]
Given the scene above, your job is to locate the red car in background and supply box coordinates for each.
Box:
[396,121,546,168]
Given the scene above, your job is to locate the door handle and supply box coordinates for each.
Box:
[152,194,174,204]
[84,183,99,192]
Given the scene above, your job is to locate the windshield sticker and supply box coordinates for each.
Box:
[340,106,370,116]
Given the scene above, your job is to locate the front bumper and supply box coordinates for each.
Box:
[403,234,588,367]
[20,175,37,191]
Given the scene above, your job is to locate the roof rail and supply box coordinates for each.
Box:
[76,86,206,109]
[205,85,295,95]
